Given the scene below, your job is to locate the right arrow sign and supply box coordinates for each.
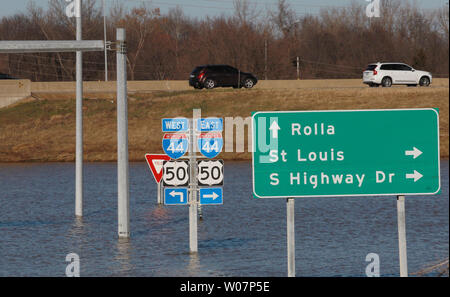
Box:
[405,147,423,159]
[199,188,223,205]
[406,170,423,182]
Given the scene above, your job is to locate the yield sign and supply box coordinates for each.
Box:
[145,154,171,183]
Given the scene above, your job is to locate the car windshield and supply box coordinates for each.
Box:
[365,65,377,71]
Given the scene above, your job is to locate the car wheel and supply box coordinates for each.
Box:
[204,78,216,89]
[419,76,430,87]
[381,77,392,87]
[243,78,255,89]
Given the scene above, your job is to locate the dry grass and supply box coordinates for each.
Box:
[413,258,449,276]
[0,86,448,162]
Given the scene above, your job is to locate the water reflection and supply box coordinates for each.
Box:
[115,238,134,276]
[187,252,201,276]
[148,205,170,226]
[69,217,85,236]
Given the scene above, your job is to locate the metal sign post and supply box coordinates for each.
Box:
[189,118,198,253]
[116,28,130,238]
[287,198,295,277]
[397,195,408,277]
[75,0,83,217]
[157,182,162,204]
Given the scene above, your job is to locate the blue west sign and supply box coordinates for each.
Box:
[162,118,189,132]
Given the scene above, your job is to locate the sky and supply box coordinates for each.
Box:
[0,0,447,19]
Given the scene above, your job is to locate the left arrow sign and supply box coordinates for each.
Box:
[170,190,184,202]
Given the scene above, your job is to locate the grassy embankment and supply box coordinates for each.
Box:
[0,86,448,162]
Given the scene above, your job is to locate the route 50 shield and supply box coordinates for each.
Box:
[197,132,223,159]
[197,160,224,186]
[163,160,190,186]
[162,133,188,159]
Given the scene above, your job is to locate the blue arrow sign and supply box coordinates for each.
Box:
[162,133,189,159]
[164,188,189,205]
[199,188,223,205]
[196,118,223,132]
[162,118,189,132]
[198,132,223,159]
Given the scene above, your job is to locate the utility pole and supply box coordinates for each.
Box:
[296,56,300,80]
[117,28,130,238]
[75,0,83,218]
[264,38,268,80]
[103,0,108,81]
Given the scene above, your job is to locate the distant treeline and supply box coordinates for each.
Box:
[0,0,448,81]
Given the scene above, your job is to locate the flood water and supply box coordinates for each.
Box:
[0,161,448,277]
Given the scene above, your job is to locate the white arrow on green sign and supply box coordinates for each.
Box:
[252,109,440,198]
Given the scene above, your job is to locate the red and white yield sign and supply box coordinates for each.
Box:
[145,154,171,183]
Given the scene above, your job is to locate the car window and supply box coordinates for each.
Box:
[208,66,224,72]
[225,66,238,73]
[380,64,394,70]
[365,65,377,71]
[398,64,412,71]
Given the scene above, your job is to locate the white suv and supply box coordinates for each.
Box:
[363,62,432,87]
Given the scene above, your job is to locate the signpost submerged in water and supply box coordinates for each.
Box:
[156,115,225,254]
[252,108,440,277]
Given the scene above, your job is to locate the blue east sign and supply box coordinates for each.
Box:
[196,118,223,132]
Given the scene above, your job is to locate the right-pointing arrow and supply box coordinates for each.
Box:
[406,170,423,182]
[405,147,422,159]
[204,192,219,200]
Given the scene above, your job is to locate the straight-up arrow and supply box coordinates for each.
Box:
[269,121,280,139]
[406,170,423,182]
[405,147,422,159]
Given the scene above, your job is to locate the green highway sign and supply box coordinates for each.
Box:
[252,109,440,198]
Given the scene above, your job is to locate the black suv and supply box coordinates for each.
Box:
[189,65,257,89]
